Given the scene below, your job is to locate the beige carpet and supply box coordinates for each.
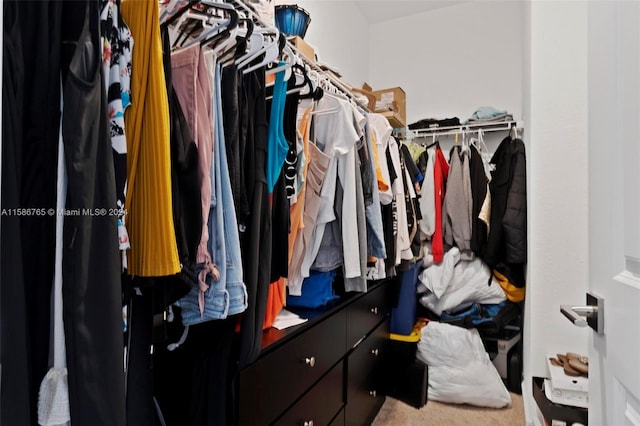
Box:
[372,393,525,426]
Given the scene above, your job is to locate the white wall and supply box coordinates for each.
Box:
[522,2,590,423]
[276,0,370,87]
[367,1,523,126]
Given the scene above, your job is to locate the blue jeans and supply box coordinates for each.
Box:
[365,119,387,260]
[180,61,247,325]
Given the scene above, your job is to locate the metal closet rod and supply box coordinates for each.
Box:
[400,120,523,140]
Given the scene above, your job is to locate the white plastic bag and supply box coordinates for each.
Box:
[417,322,511,408]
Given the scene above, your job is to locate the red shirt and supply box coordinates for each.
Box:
[432,147,450,263]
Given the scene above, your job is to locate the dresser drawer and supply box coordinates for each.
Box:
[345,371,385,426]
[345,320,388,425]
[239,309,347,425]
[347,320,388,399]
[274,362,344,426]
[329,407,345,425]
[346,283,389,348]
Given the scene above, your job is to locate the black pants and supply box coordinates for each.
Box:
[60,2,125,425]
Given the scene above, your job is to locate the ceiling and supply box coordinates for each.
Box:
[354,1,468,24]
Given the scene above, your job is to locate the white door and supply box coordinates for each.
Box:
[588,1,640,425]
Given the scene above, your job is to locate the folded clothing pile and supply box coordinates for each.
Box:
[466,106,513,124]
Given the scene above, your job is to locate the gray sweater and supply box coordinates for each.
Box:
[442,145,474,260]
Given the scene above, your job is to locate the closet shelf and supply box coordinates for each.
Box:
[398,119,524,141]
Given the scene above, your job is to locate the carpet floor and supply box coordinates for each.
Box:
[371,393,525,426]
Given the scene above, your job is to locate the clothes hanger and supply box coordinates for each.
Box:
[310,81,344,116]
[171,6,232,49]
[159,0,182,25]
[426,131,439,149]
[214,17,252,67]
[242,30,284,75]
[510,123,519,140]
[236,27,279,70]
[162,0,198,28]
[299,66,324,100]
[182,1,239,48]
[265,44,294,77]
[234,29,264,66]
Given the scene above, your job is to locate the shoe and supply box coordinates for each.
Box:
[550,353,587,377]
[569,358,589,376]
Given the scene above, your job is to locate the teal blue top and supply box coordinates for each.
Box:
[266,64,289,193]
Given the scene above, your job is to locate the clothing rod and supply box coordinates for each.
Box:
[228,0,370,111]
[400,120,522,140]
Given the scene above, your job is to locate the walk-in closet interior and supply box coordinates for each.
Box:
[2,0,638,425]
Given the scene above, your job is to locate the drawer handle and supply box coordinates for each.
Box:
[303,421,314,426]
[370,307,378,315]
[370,348,379,357]
[369,390,377,397]
[305,357,316,367]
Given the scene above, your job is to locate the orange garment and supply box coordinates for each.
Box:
[263,279,287,330]
[287,106,313,258]
[370,129,390,192]
[121,0,180,276]
[493,269,526,302]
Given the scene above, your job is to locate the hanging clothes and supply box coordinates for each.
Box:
[432,146,450,263]
[237,65,273,368]
[1,2,34,423]
[469,144,490,255]
[418,148,436,240]
[171,44,217,316]
[483,136,527,287]
[122,0,180,277]
[363,117,387,263]
[442,145,474,260]
[60,1,125,423]
[100,0,133,261]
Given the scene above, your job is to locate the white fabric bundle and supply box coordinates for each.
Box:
[417,321,511,408]
[417,247,506,316]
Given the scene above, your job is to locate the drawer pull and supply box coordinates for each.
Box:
[305,357,316,367]
[369,390,377,397]
[370,307,378,315]
[370,348,379,357]
[303,421,314,426]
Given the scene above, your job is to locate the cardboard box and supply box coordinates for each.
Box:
[363,84,407,128]
[288,36,315,62]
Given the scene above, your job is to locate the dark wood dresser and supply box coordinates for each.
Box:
[237,280,391,425]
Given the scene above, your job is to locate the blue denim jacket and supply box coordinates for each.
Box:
[180,62,248,325]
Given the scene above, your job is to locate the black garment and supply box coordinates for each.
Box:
[283,77,300,199]
[384,145,399,275]
[469,145,488,255]
[483,137,527,284]
[237,68,272,368]
[401,144,422,185]
[60,2,125,424]
[18,2,63,420]
[417,149,430,182]
[124,281,156,426]
[359,120,375,207]
[408,117,461,130]
[1,2,32,424]
[222,64,250,226]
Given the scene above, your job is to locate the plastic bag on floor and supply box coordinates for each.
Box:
[417,321,511,408]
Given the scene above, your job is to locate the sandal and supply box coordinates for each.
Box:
[569,358,589,376]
